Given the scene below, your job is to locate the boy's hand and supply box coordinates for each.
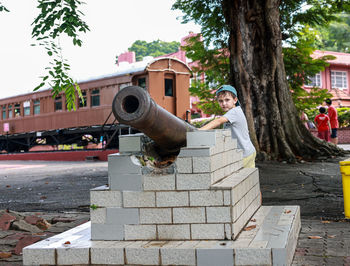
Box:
[200,116,228,130]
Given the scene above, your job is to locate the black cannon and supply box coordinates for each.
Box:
[112,86,196,157]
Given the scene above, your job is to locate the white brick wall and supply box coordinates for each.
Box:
[206,207,231,223]
[139,208,172,224]
[175,157,193,173]
[189,190,223,206]
[191,224,225,239]
[90,190,122,207]
[156,191,189,207]
[124,225,157,240]
[173,207,205,223]
[123,191,155,208]
[157,224,191,240]
[176,173,212,190]
[143,173,175,191]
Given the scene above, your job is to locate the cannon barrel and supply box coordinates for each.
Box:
[112,86,196,155]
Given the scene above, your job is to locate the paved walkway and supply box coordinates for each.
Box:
[293,219,350,265]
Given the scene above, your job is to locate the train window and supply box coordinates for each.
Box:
[2,106,5,119]
[165,78,174,97]
[91,89,100,107]
[79,91,87,107]
[8,105,12,118]
[34,100,40,114]
[138,78,146,89]
[55,96,62,111]
[23,101,30,116]
[14,104,21,117]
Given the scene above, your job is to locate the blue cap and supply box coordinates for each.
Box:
[216,85,237,97]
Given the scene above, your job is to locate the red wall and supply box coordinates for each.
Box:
[310,128,350,144]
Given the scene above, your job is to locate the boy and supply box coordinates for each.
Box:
[314,107,331,142]
[199,85,256,168]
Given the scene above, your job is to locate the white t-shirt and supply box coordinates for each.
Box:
[223,106,256,157]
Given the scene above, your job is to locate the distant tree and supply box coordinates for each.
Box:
[314,13,350,52]
[120,40,180,62]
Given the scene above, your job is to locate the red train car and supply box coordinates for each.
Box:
[0,57,192,152]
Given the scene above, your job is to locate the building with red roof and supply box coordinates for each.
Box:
[306,50,350,107]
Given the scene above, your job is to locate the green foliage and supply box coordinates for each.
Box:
[31,0,89,111]
[283,27,334,111]
[183,34,229,116]
[123,40,180,62]
[90,204,99,210]
[314,13,350,52]
[337,108,350,128]
[0,2,9,12]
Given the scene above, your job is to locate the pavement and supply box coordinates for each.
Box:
[0,147,349,265]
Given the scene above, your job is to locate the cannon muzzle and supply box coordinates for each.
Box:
[112,86,196,156]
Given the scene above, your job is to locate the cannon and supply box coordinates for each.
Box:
[112,86,196,157]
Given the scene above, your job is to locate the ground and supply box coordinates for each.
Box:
[0,155,349,265]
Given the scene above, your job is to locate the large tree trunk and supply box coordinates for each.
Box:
[222,0,343,162]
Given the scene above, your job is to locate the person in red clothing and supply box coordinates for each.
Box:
[325,98,339,145]
[314,107,331,142]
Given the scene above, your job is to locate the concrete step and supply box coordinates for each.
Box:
[23,205,300,265]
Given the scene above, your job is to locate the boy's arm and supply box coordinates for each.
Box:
[199,116,228,130]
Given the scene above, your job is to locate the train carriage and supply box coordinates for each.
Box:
[0,57,192,152]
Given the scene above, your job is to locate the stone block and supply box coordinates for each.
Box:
[235,248,271,265]
[191,224,225,239]
[176,173,212,190]
[175,157,193,173]
[90,187,122,207]
[232,195,261,239]
[143,173,175,191]
[206,207,231,223]
[224,224,232,240]
[156,191,189,207]
[139,208,172,224]
[108,154,142,175]
[190,190,223,206]
[22,247,55,265]
[106,207,139,225]
[125,241,162,265]
[56,247,90,265]
[223,190,231,205]
[161,241,199,265]
[232,183,260,222]
[212,167,225,184]
[90,207,106,224]
[173,207,205,224]
[123,191,155,207]
[186,130,218,147]
[178,147,215,157]
[91,223,124,240]
[109,173,143,191]
[224,136,237,151]
[118,133,144,154]
[124,224,157,240]
[192,156,211,173]
[91,241,132,265]
[197,244,234,266]
[157,224,191,240]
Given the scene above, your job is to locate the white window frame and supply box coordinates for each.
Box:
[331,70,348,90]
[305,72,322,87]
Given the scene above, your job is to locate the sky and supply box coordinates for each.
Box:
[0,0,201,99]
